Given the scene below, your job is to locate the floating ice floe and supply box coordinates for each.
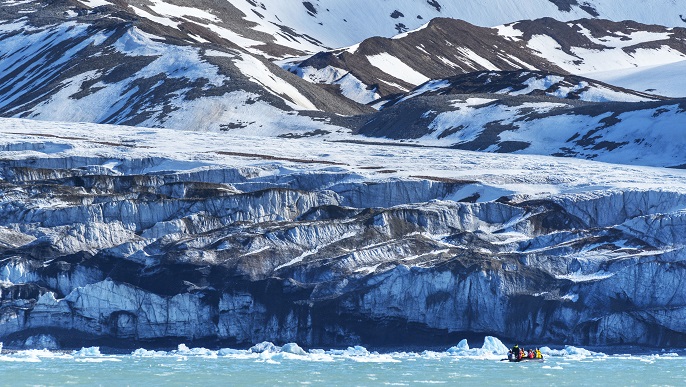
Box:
[281,343,307,356]
[131,348,168,357]
[72,347,102,357]
[0,348,72,363]
[1,338,684,364]
[539,345,605,358]
[446,336,509,358]
[70,346,121,362]
[248,341,281,354]
[174,344,216,358]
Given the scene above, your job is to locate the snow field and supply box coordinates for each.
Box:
[5,117,686,201]
[227,0,686,52]
[586,60,686,98]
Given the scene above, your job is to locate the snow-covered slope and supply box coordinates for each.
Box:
[514,18,686,74]
[284,18,566,101]
[1,2,682,133]
[358,95,686,168]
[75,0,325,58]
[172,0,686,51]
[373,70,664,110]
[287,17,686,103]
[587,60,686,98]
[54,0,685,57]
[0,0,368,131]
[3,118,686,348]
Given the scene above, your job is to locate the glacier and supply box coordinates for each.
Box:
[2,119,686,349]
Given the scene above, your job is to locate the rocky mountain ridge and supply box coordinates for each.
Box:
[286,17,686,102]
[0,0,368,132]
[97,0,686,52]
[372,70,666,110]
[356,93,686,167]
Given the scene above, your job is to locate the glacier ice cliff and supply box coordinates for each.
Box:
[2,145,686,349]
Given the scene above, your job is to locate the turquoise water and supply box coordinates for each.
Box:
[1,345,685,386]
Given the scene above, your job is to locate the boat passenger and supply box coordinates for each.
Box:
[512,344,520,359]
[535,348,542,359]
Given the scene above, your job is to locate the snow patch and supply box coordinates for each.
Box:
[455,47,500,71]
[367,53,429,86]
[495,23,523,41]
[233,55,318,110]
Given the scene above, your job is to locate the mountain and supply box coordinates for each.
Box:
[3,0,686,350]
[372,70,666,110]
[105,0,686,52]
[3,118,686,348]
[286,17,686,103]
[2,1,683,137]
[0,0,369,132]
[356,94,686,167]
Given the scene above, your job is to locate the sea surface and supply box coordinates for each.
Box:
[0,340,684,386]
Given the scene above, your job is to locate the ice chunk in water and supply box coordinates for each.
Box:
[249,341,281,353]
[72,347,102,357]
[482,336,509,354]
[540,345,602,357]
[281,343,307,355]
[447,336,508,356]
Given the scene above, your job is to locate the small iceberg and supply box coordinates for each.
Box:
[72,347,102,357]
[174,344,216,357]
[281,343,307,356]
[447,336,509,358]
[131,348,168,357]
[249,341,281,354]
[539,345,604,357]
